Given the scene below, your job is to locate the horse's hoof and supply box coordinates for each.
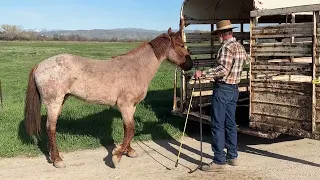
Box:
[53,161,66,168]
[127,150,139,158]
[112,155,121,167]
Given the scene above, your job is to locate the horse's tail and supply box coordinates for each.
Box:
[24,65,42,136]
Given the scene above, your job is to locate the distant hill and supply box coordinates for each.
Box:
[36,28,204,40]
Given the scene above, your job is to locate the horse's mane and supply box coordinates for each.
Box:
[126,42,149,55]
[111,33,171,60]
[148,34,171,60]
[111,42,149,58]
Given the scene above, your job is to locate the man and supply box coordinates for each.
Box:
[194,20,249,171]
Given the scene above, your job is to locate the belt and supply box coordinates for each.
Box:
[214,81,238,88]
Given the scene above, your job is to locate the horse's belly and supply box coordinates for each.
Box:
[70,84,117,106]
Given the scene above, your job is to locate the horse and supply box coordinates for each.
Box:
[24,28,193,168]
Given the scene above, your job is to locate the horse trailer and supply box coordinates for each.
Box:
[172,0,320,140]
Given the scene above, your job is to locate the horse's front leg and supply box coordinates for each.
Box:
[112,105,138,165]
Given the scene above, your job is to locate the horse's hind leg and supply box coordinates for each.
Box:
[112,105,138,165]
[45,98,65,168]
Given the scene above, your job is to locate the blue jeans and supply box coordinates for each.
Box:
[211,82,239,164]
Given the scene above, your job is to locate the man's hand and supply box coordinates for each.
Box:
[194,70,203,79]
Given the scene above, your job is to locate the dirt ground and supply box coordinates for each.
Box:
[0,134,319,180]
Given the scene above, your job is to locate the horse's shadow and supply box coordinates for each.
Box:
[18,107,123,168]
[18,88,320,169]
[17,88,209,169]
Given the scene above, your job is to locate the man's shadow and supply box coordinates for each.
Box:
[140,88,320,168]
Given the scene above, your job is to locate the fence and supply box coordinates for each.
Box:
[249,4,320,139]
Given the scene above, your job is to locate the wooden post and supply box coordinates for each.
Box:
[0,79,2,108]
[289,13,295,81]
[290,13,295,61]
[211,24,214,60]
[312,11,319,134]
[241,23,244,45]
[249,17,258,123]
[179,18,187,111]
[173,67,178,111]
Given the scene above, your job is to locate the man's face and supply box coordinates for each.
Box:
[217,32,223,44]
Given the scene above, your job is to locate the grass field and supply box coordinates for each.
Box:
[0,41,189,157]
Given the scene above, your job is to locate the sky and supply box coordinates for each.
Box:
[0,0,207,31]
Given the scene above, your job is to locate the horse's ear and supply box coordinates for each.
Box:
[167,27,172,34]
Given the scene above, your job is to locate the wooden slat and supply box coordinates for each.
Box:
[251,90,311,108]
[193,58,218,67]
[251,62,312,75]
[251,52,311,57]
[253,22,313,30]
[187,32,250,40]
[252,47,311,52]
[252,23,313,39]
[188,44,250,55]
[186,82,213,92]
[252,45,312,52]
[185,32,212,43]
[185,32,250,43]
[187,45,220,55]
[251,43,312,57]
[250,4,320,17]
[251,79,311,93]
[312,11,319,134]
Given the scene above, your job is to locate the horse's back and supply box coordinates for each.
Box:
[33,46,158,106]
[33,53,129,105]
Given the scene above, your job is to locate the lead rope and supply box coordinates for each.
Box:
[189,69,204,173]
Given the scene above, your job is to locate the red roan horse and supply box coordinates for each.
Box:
[24,28,193,168]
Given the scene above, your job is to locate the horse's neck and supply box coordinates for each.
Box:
[124,44,163,80]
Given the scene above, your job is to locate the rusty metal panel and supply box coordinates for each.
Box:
[249,122,320,140]
[250,80,314,136]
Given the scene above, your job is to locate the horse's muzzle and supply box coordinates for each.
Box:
[180,55,193,71]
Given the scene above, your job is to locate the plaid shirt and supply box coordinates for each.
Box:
[203,37,249,84]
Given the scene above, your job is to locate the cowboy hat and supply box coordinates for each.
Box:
[213,20,236,34]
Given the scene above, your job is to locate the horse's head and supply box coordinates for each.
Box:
[166,28,193,71]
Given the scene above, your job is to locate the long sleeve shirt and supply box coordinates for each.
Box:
[203,37,250,84]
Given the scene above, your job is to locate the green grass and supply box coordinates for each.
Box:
[0,41,187,157]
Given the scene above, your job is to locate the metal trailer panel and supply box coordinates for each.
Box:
[180,0,317,25]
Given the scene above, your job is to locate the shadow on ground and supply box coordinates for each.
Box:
[18,88,320,169]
